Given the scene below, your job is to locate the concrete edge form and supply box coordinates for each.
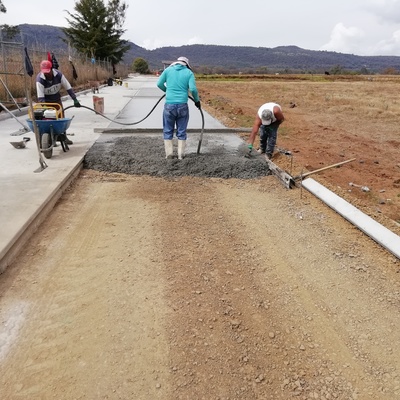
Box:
[0,163,83,274]
[302,178,400,259]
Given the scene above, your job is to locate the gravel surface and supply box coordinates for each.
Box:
[84,136,271,179]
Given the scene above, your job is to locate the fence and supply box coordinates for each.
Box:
[0,29,129,109]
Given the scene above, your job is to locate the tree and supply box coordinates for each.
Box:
[382,67,398,75]
[1,4,21,41]
[330,65,343,75]
[132,58,150,74]
[63,0,130,65]
[0,24,20,39]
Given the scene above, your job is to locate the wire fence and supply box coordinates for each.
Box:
[0,30,129,108]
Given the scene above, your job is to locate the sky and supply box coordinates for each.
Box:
[3,0,400,56]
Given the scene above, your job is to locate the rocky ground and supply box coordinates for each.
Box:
[0,77,399,400]
[197,78,400,232]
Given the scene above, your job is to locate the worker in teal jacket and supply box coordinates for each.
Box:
[157,56,201,159]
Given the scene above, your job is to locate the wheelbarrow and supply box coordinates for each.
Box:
[26,103,74,159]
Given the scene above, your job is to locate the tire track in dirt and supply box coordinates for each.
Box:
[154,176,400,399]
[0,171,399,399]
[214,178,400,399]
[0,172,171,399]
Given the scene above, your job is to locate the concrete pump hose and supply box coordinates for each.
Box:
[64,94,205,153]
[63,94,166,126]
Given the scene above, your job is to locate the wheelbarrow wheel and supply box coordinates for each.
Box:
[41,133,53,159]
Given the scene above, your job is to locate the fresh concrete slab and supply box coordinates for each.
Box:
[0,74,248,273]
[0,81,136,272]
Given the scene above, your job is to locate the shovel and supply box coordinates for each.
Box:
[10,137,31,149]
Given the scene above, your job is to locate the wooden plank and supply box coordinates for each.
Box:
[265,158,296,189]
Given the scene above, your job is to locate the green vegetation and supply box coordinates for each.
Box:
[195,74,379,83]
[63,0,130,65]
[132,58,150,74]
[0,24,20,39]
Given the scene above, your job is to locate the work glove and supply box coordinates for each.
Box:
[195,101,201,109]
[73,99,81,108]
[241,143,254,158]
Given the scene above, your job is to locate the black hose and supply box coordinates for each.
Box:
[64,93,205,153]
[63,94,166,126]
[196,106,205,154]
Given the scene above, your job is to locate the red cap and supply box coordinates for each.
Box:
[40,60,52,73]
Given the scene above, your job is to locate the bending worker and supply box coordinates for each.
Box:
[248,102,284,159]
[36,59,81,145]
[157,56,201,160]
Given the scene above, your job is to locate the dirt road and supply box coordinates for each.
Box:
[1,168,399,399]
[197,78,400,227]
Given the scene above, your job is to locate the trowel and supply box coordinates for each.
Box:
[10,137,31,149]
[238,143,265,159]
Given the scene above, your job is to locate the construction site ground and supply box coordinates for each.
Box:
[0,75,400,400]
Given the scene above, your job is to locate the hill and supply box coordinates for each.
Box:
[18,24,400,74]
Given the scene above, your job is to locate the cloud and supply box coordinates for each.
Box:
[365,0,400,24]
[140,39,165,50]
[320,23,365,54]
[371,29,400,54]
[139,36,205,50]
[187,36,205,46]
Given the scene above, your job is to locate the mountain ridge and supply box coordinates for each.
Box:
[17,24,400,74]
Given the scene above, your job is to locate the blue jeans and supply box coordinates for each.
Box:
[260,124,278,155]
[162,103,189,140]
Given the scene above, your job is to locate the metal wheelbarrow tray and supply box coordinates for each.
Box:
[26,118,73,159]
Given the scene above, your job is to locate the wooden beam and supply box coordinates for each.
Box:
[265,158,296,189]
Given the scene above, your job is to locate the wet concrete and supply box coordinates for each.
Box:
[83,76,269,179]
[84,134,271,179]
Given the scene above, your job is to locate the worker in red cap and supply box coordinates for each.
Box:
[36,59,81,144]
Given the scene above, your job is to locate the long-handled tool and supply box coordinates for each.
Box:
[22,47,47,172]
[0,102,30,134]
[293,158,356,181]
[25,88,48,172]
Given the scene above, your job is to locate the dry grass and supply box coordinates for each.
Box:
[197,75,400,228]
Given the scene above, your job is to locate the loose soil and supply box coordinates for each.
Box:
[0,77,400,400]
[198,77,400,228]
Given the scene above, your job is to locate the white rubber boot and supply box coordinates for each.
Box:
[178,140,186,160]
[164,140,173,159]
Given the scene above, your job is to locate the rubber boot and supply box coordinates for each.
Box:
[178,140,186,160]
[164,140,174,159]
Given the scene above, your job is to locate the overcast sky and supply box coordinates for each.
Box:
[3,0,400,56]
